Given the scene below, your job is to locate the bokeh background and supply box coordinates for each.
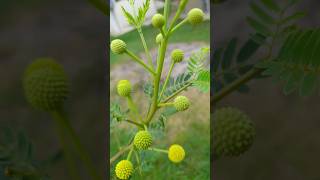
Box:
[0,0,107,179]
[109,0,210,179]
[213,1,320,179]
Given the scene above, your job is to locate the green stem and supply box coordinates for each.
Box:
[169,18,188,35]
[168,0,189,32]
[163,0,171,29]
[110,144,132,165]
[51,110,102,180]
[125,119,144,128]
[148,148,168,154]
[144,37,169,125]
[52,111,80,180]
[127,146,134,160]
[159,61,175,100]
[127,95,142,122]
[163,81,193,103]
[137,27,154,71]
[158,102,174,108]
[160,28,166,37]
[125,49,156,75]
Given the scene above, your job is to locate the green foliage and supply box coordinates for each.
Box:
[150,107,177,131]
[193,70,210,93]
[121,0,150,28]
[258,28,320,96]
[161,73,192,100]
[0,128,49,179]
[187,47,210,74]
[110,103,128,122]
[213,36,265,94]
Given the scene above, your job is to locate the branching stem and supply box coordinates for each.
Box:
[125,49,156,75]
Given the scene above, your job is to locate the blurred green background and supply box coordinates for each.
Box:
[109,10,210,180]
[0,0,107,179]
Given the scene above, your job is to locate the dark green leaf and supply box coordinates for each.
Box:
[222,38,237,69]
[280,11,306,25]
[237,84,250,93]
[87,0,109,15]
[213,48,223,72]
[246,17,272,36]
[260,0,281,13]
[250,2,274,24]
[237,34,265,63]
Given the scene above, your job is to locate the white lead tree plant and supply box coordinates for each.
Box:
[110,0,210,179]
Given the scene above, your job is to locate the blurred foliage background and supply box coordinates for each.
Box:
[213,0,320,179]
[0,0,107,179]
[109,4,210,179]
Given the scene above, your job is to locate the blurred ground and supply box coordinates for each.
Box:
[213,1,320,179]
[0,0,107,179]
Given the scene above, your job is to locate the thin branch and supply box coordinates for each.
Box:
[162,81,193,103]
[110,144,133,165]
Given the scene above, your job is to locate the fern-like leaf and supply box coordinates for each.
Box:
[161,73,192,100]
[193,70,210,93]
[259,29,320,96]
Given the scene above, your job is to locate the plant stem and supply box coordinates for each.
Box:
[162,81,193,103]
[137,27,154,71]
[127,95,142,122]
[163,0,171,29]
[148,148,168,154]
[125,119,144,128]
[144,37,169,125]
[110,144,132,165]
[51,111,80,180]
[51,110,102,180]
[127,146,134,160]
[168,0,189,32]
[169,18,188,35]
[158,102,174,107]
[125,49,156,75]
[159,61,175,100]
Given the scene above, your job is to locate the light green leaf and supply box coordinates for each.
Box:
[193,70,210,93]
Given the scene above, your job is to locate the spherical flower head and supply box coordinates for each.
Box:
[151,14,165,28]
[174,96,190,111]
[213,107,255,158]
[134,130,152,150]
[168,144,185,163]
[111,39,126,54]
[115,160,133,180]
[156,33,163,44]
[23,59,69,111]
[187,8,205,25]
[171,49,184,63]
[117,80,131,97]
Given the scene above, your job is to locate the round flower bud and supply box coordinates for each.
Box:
[110,39,126,54]
[156,33,163,44]
[187,8,205,25]
[168,144,185,163]
[151,14,165,28]
[115,160,133,180]
[23,59,69,111]
[117,80,131,97]
[171,49,184,63]
[213,107,255,158]
[174,96,190,111]
[134,130,152,150]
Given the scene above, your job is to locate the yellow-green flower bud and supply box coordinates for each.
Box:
[134,130,152,150]
[156,33,163,44]
[213,107,255,158]
[111,39,126,54]
[23,59,69,111]
[115,160,133,180]
[174,96,190,111]
[171,49,184,63]
[117,80,131,97]
[152,14,165,28]
[168,144,185,163]
[187,8,205,25]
